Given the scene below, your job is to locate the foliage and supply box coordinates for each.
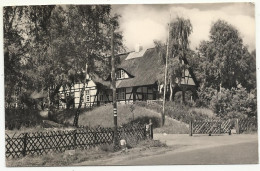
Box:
[174,91,195,106]
[154,17,193,88]
[196,20,256,91]
[188,108,215,119]
[129,104,135,121]
[191,20,257,120]
[197,84,257,119]
[209,86,257,118]
[5,109,44,130]
[196,87,217,107]
[4,4,124,128]
[127,116,161,128]
[4,6,30,106]
[136,101,215,124]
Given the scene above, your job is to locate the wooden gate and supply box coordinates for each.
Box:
[192,119,234,135]
[190,118,257,135]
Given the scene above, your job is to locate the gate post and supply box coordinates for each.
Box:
[149,119,153,139]
[73,130,77,149]
[228,119,231,135]
[236,119,240,134]
[219,121,222,134]
[189,120,193,136]
[22,133,28,157]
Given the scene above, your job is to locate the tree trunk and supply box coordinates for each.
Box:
[73,82,87,127]
[132,87,137,102]
[162,22,170,127]
[182,88,186,105]
[169,80,173,101]
[49,83,62,108]
[62,85,67,109]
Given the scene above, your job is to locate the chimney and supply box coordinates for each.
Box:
[134,44,143,52]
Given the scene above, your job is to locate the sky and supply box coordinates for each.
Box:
[112,3,255,52]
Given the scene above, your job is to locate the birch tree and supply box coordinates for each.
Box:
[154,17,193,102]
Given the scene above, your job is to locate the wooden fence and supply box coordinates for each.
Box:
[190,118,257,136]
[238,118,258,133]
[5,124,149,159]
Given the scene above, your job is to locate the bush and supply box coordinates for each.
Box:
[5,109,44,130]
[188,108,216,121]
[135,100,213,124]
[126,116,161,128]
[197,85,257,119]
[165,103,190,123]
[196,87,216,107]
[210,87,257,119]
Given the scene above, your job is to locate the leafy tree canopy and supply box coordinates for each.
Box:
[4,5,123,108]
[196,20,255,91]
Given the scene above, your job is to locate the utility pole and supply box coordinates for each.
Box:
[111,26,118,149]
[162,15,171,126]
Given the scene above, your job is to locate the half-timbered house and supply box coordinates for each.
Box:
[58,46,198,108]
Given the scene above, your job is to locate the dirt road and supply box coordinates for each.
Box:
[75,134,258,165]
[116,141,258,165]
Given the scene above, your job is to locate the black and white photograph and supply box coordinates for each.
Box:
[2,0,258,167]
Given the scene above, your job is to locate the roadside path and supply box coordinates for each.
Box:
[74,134,258,165]
[116,141,258,165]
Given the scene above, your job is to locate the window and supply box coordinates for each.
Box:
[116,88,125,100]
[86,95,90,102]
[86,90,90,102]
[116,70,121,79]
[116,70,126,79]
[121,70,125,79]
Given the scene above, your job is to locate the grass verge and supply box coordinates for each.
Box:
[6,139,167,167]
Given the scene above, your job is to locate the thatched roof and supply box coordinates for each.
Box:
[95,47,198,89]
[115,48,162,88]
[90,73,112,89]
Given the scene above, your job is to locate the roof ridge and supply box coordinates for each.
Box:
[105,46,158,58]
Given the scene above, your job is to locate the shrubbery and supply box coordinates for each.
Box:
[135,101,214,124]
[5,109,44,130]
[197,85,257,119]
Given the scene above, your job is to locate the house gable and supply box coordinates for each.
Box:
[180,68,196,86]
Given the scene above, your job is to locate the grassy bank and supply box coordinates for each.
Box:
[6,101,215,134]
[65,104,162,127]
[62,103,189,133]
[5,103,191,134]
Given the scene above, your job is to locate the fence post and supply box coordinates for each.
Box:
[219,121,221,134]
[73,130,77,149]
[22,133,28,157]
[94,131,97,145]
[144,124,147,140]
[189,120,193,136]
[236,119,240,134]
[149,119,153,139]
